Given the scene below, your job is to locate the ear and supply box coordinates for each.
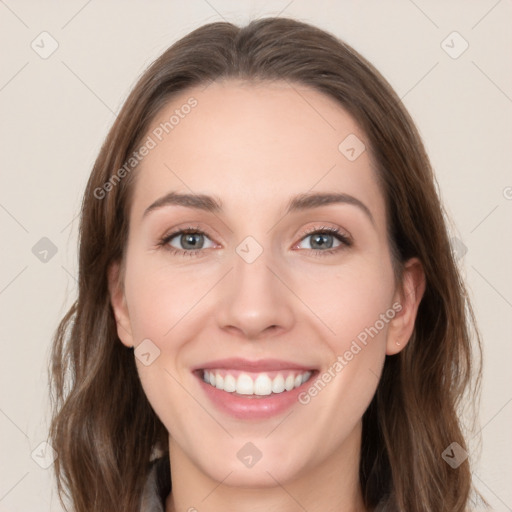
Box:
[107,261,134,348]
[386,257,426,355]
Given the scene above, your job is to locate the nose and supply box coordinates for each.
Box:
[214,248,295,341]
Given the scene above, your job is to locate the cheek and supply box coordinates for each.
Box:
[122,253,220,418]
[123,254,218,342]
[291,254,396,349]
[293,258,394,415]
[122,255,215,445]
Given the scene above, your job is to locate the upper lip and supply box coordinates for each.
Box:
[194,358,315,372]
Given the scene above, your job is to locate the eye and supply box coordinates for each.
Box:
[158,225,352,257]
[159,227,215,255]
[295,226,352,255]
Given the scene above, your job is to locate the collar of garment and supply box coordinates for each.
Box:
[139,457,170,512]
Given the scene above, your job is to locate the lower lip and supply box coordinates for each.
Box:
[196,372,316,420]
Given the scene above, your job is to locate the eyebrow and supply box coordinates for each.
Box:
[143,191,374,225]
[286,192,374,225]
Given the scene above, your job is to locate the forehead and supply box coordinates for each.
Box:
[130,79,385,227]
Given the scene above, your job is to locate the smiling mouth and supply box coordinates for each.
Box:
[198,369,315,397]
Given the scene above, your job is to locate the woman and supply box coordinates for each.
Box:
[49,17,484,512]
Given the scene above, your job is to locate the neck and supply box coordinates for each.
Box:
[165,423,367,512]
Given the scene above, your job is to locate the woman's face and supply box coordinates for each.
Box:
[110,79,422,488]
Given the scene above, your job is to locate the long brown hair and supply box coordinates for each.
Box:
[49,17,484,511]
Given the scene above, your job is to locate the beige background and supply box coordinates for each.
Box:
[1,1,511,510]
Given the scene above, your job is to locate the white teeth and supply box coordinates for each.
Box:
[201,370,312,396]
[223,374,236,392]
[236,374,254,395]
[271,374,285,393]
[254,374,272,396]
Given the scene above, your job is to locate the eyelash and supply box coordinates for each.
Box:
[157,225,352,258]
[299,225,352,256]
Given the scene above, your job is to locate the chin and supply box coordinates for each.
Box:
[197,442,308,488]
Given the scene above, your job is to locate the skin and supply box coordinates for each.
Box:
[109,80,425,512]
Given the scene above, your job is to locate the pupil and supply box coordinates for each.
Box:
[311,233,333,249]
